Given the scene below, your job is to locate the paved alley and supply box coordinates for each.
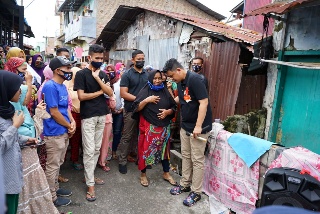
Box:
[57,160,210,214]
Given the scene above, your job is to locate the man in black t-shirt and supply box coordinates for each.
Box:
[163,58,212,207]
[73,44,113,202]
[117,50,148,174]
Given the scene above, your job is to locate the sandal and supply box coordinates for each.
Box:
[94,177,105,185]
[112,152,118,160]
[86,191,96,202]
[72,163,84,171]
[82,177,105,185]
[99,165,110,172]
[58,175,69,183]
[140,176,149,187]
[127,155,136,163]
[163,175,178,186]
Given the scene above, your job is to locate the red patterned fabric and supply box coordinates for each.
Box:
[4,57,24,72]
[69,112,82,162]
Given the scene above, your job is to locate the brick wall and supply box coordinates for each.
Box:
[96,0,217,38]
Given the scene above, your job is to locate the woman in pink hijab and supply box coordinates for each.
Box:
[115,62,125,78]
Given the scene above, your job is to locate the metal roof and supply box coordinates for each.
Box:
[0,0,34,37]
[185,0,226,21]
[58,0,86,12]
[245,0,317,16]
[230,1,244,13]
[97,6,262,50]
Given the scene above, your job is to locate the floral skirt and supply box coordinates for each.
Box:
[17,147,59,214]
[138,114,171,170]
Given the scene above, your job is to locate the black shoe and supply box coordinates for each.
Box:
[119,164,127,174]
[56,188,72,197]
[170,185,191,195]
[183,192,202,207]
[54,197,71,207]
[146,165,152,169]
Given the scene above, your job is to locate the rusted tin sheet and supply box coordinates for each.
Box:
[147,7,262,45]
[196,41,243,120]
[196,41,267,120]
[245,0,315,16]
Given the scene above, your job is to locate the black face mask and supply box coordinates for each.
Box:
[135,60,145,69]
[35,61,44,68]
[58,69,73,81]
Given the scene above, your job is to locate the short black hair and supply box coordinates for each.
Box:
[162,58,184,73]
[132,50,144,58]
[56,47,69,56]
[89,44,104,55]
[26,55,31,62]
[192,57,204,64]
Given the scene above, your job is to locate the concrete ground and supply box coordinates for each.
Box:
[57,159,210,214]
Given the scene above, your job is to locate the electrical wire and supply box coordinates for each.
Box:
[25,0,36,9]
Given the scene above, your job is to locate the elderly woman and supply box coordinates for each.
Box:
[132,70,177,187]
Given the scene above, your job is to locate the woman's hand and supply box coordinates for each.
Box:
[157,109,172,120]
[37,100,46,110]
[12,111,25,128]
[146,95,160,104]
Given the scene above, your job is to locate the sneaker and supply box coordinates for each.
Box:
[170,185,191,195]
[56,188,72,197]
[53,197,71,207]
[119,164,127,174]
[183,192,202,207]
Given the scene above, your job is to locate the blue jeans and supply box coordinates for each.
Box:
[112,113,123,152]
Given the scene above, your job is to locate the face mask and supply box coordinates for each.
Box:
[192,65,202,73]
[109,72,115,79]
[147,81,164,91]
[35,61,44,68]
[17,70,25,79]
[91,61,103,69]
[135,60,145,69]
[58,69,73,81]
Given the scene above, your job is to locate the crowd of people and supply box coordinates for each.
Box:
[0,43,212,213]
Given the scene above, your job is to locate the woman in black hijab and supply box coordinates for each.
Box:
[132,70,177,187]
[0,70,36,214]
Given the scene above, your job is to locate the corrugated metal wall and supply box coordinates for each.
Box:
[243,0,274,35]
[197,41,267,120]
[197,41,243,120]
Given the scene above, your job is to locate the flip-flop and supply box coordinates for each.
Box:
[140,176,149,187]
[58,175,69,183]
[163,175,178,186]
[99,165,110,172]
[86,192,96,202]
[72,163,84,170]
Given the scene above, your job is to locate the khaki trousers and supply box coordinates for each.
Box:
[180,128,209,193]
[44,133,69,201]
[117,110,138,165]
[82,116,106,186]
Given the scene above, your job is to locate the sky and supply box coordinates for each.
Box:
[20,0,241,49]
